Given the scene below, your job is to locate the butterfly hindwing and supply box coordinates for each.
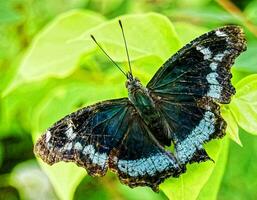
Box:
[34,98,131,176]
[147,26,246,164]
[109,112,184,191]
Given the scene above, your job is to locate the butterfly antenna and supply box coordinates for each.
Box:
[90,35,127,78]
[119,20,133,77]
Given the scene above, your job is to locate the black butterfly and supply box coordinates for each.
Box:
[34,21,246,192]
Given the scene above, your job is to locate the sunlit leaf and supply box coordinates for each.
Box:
[221,107,241,146]
[118,184,165,200]
[9,160,57,200]
[0,1,21,23]
[229,74,257,135]
[18,10,105,80]
[160,138,228,200]
[6,10,181,95]
[235,42,257,73]
[197,137,229,200]
[174,22,208,45]
[36,160,85,200]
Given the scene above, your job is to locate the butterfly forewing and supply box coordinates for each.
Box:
[34,98,131,176]
[147,25,246,164]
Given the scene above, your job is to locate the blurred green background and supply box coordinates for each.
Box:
[0,0,257,200]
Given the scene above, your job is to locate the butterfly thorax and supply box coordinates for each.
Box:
[126,76,172,146]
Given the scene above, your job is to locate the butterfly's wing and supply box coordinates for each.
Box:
[147,26,247,164]
[110,112,184,192]
[34,98,131,176]
[34,98,183,189]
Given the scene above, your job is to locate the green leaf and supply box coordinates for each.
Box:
[231,68,252,86]
[197,137,229,200]
[9,160,57,200]
[160,138,228,200]
[218,129,257,199]
[221,107,241,146]
[0,79,63,136]
[18,10,105,80]
[0,1,21,24]
[234,42,257,73]
[36,160,86,200]
[87,12,181,62]
[229,74,257,135]
[174,22,208,45]
[6,11,180,95]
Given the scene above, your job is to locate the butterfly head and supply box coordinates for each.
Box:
[125,73,142,91]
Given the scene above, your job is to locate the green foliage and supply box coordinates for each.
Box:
[160,138,229,200]
[229,75,257,135]
[1,1,257,200]
[219,130,257,199]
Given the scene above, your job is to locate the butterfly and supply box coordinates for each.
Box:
[34,21,246,192]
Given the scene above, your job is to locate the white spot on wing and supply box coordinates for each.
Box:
[45,131,51,143]
[206,72,219,84]
[65,122,76,140]
[207,85,222,99]
[215,30,227,37]
[74,142,83,151]
[176,111,215,164]
[63,142,73,151]
[82,144,107,168]
[210,62,218,70]
[83,145,94,155]
[213,50,229,62]
[196,45,212,60]
[117,153,177,177]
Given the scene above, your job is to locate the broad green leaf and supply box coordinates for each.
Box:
[82,12,181,62]
[87,0,127,17]
[36,160,85,200]
[0,79,64,137]
[221,107,241,146]
[229,74,257,135]
[13,10,106,82]
[0,1,21,23]
[9,160,57,200]
[231,68,252,86]
[218,129,257,199]
[235,42,257,73]
[197,137,229,200]
[118,184,165,200]
[174,22,208,45]
[7,11,180,94]
[160,138,227,200]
